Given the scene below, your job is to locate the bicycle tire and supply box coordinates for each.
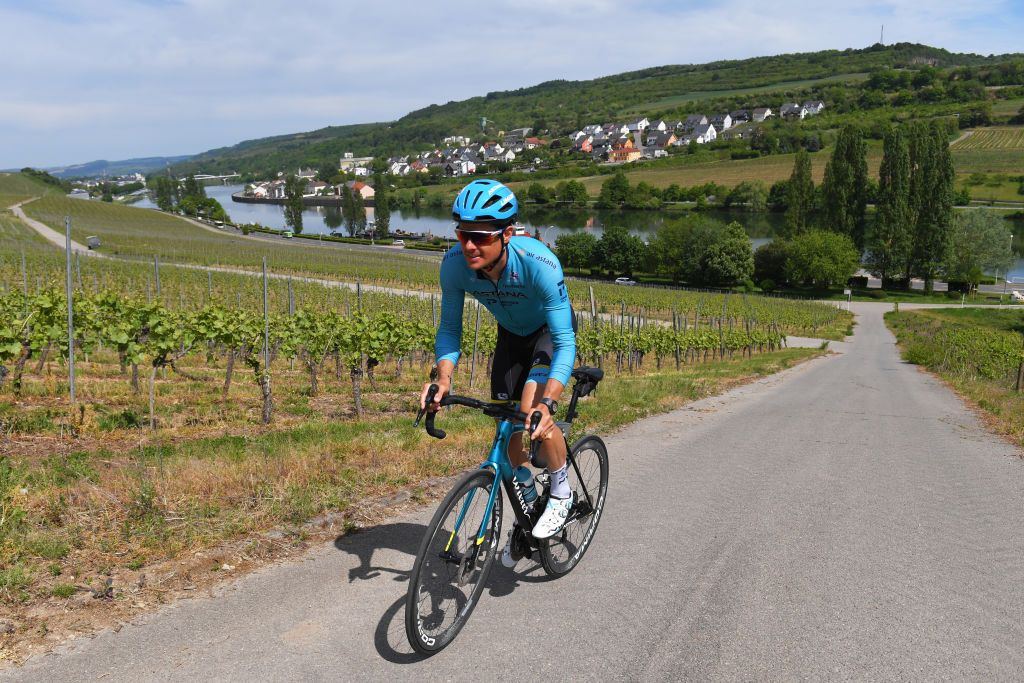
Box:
[405,469,502,655]
[539,435,609,577]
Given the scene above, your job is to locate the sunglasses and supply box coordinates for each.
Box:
[455,228,503,246]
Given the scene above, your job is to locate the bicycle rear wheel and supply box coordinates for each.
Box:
[405,469,502,654]
[540,435,609,576]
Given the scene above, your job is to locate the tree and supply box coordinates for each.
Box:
[555,232,598,272]
[725,181,768,212]
[867,126,913,285]
[341,185,356,236]
[527,182,553,204]
[754,240,790,288]
[283,175,305,234]
[783,150,815,236]
[556,180,589,207]
[649,216,752,286]
[820,125,869,249]
[908,121,955,292]
[595,225,645,276]
[374,178,391,239]
[945,210,1015,290]
[151,176,178,212]
[181,174,205,202]
[352,188,367,236]
[784,230,860,288]
[597,172,630,208]
[697,221,754,286]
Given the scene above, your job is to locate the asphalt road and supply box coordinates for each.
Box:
[6,303,1024,681]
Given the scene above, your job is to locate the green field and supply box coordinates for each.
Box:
[0,172,63,209]
[991,97,1024,121]
[622,73,869,115]
[523,145,884,194]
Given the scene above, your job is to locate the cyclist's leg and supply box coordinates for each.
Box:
[491,324,532,468]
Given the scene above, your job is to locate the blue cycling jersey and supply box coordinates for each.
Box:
[436,236,576,386]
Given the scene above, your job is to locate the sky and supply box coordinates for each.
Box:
[1,0,1021,170]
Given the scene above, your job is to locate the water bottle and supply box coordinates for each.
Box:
[514,466,538,511]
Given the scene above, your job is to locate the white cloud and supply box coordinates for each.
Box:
[0,0,1020,167]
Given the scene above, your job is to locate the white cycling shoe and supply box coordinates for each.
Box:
[532,495,573,539]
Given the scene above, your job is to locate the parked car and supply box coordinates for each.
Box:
[614,277,637,286]
[393,239,405,247]
[1011,290,1024,302]
[282,230,294,239]
[86,236,101,250]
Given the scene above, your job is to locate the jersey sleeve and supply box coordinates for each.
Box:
[538,259,576,386]
[435,251,466,367]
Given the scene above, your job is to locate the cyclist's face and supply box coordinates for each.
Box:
[457,223,510,269]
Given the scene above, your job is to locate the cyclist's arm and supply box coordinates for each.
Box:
[434,256,466,369]
[540,272,576,392]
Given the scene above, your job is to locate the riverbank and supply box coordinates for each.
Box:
[231,192,376,208]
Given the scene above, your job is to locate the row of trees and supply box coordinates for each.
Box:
[149,174,230,223]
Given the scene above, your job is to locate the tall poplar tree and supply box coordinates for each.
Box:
[821,125,868,250]
[283,174,305,234]
[868,126,913,286]
[341,185,356,236]
[373,174,390,239]
[784,149,815,236]
[352,187,367,236]
[908,121,955,292]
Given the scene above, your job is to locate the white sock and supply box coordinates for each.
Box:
[548,464,570,499]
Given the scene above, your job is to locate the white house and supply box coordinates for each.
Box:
[693,123,717,144]
[780,103,807,119]
[627,117,650,133]
[752,107,773,122]
[710,113,733,131]
[802,100,825,115]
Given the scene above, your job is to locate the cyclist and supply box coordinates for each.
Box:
[419,179,577,560]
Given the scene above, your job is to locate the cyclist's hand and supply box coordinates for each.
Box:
[420,380,449,412]
[526,405,557,442]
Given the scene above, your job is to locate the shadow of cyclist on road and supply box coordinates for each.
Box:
[335,521,426,583]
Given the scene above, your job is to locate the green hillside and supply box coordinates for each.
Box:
[170,43,1021,178]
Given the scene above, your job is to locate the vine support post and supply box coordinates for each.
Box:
[154,254,161,298]
[469,301,481,388]
[431,293,437,328]
[356,280,362,314]
[262,257,270,372]
[64,216,77,404]
[589,286,596,318]
[20,250,28,316]
[288,277,295,316]
[207,270,213,304]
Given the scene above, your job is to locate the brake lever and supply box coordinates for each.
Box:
[414,384,438,427]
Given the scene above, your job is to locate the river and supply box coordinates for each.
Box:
[134,184,1024,278]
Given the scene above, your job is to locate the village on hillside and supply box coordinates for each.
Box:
[238,98,827,197]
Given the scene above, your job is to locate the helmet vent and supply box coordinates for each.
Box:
[482,194,501,209]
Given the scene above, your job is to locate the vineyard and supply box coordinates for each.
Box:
[950,127,1024,151]
[0,175,846,651]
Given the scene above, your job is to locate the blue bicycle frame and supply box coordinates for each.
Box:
[447,418,524,551]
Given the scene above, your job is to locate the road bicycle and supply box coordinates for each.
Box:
[405,366,608,655]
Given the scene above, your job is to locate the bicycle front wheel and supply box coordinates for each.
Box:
[405,469,502,655]
[540,435,609,577]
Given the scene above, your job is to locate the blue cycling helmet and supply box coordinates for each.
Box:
[452,179,518,225]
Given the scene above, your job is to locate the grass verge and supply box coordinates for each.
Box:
[885,308,1024,447]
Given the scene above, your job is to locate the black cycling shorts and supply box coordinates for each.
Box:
[490,313,577,403]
